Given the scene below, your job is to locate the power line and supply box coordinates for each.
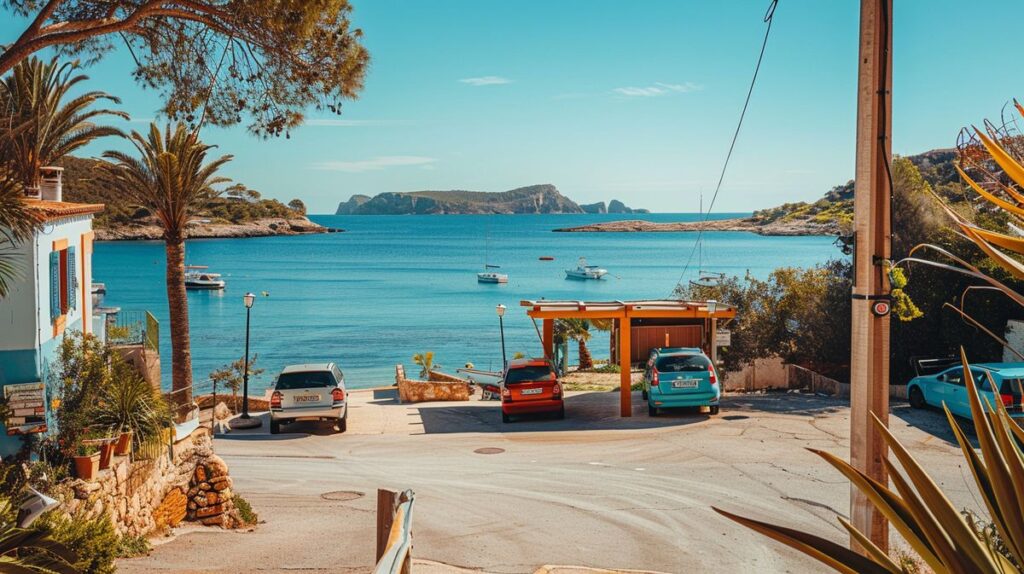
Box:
[672,0,779,295]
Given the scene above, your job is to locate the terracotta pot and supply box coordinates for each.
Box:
[115,431,133,456]
[98,442,115,470]
[74,453,100,480]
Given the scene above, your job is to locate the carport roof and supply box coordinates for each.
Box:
[520,299,736,320]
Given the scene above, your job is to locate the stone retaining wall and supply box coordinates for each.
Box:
[396,365,471,403]
[56,427,242,537]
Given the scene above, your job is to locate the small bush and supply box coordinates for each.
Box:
[233,495,258,524]
[117,534,151,558]
[39,512,120,574]
[592,363,620,374]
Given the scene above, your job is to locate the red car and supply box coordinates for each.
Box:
[501,358,564,423]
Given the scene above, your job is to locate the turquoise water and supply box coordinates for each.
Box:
[92,214,841,393]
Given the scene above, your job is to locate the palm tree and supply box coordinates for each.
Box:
[412,351,435,379]
[1,56,126,191]
[101,123,232,406]
[556,319,595,370]
[0,176,40,298]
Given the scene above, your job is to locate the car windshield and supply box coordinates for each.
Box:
[505,366,554,384]
[275,371,334,389]
[656,354,710,372]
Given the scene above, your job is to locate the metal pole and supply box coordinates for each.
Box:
[241,305,251,419]
[498,315,507,368]
[849,0,892,553]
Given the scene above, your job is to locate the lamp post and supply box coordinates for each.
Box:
[496,304,507,369]
[241,292,255,420]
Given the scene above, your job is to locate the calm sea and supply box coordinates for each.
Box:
[92,213,841,393]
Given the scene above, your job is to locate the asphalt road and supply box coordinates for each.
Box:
[118,390,979,574]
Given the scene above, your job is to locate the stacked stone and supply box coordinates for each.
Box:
[186,454,240,528]
[54,429,246,536]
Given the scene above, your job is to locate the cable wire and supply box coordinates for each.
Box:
[672,0,779,295]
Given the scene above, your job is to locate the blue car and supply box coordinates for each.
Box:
[641,347,720,416]
[907,363,1024,419]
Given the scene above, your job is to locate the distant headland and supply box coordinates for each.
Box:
[334,184,648,215]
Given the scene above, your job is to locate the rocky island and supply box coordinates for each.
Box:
[335,185,646,215]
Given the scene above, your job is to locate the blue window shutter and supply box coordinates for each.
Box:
[49,251,60,320]
[67,246,77,311]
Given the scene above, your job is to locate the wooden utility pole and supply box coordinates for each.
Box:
[850,0,893,552]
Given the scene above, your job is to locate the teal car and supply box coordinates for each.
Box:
[641,348,720,416]
[907,363,1024,419]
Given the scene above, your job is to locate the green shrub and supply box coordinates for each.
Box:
[592,363,620,374]
[116,534,150,558]
[233,495,258,524]
[38,512,119,574]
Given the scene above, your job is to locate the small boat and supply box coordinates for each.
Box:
[477,265,508,284]
[690,271,726,288]
[565,257,607,280]
[91,282,106,307]
[539,256,555,261]
[185,266,226,290]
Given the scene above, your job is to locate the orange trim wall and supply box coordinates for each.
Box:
[81,232,93,334]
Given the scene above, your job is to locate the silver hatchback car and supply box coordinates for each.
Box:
[269,363,348,434]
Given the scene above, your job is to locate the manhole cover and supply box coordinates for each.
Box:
[474,447,505,455]
[321,490,365,501]
[722,415,749,421]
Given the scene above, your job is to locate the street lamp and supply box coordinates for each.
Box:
[241,292,256,421]
[496,304,507,369]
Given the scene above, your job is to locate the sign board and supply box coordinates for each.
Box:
[715,329,732,347]
[4,382,47,435]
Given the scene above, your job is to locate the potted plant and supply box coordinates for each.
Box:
[97,438,116,470]
[73,443,100,480]
[114,428,133,456]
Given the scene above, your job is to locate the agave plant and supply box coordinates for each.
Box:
[715,349,1024,573]
[89,356,173,450]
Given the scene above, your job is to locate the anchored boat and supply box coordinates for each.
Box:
[185,266,225,290]
[477,264,508,284]
[565,257,607,280]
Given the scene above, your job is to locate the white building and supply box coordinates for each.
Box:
[0,168,103,457]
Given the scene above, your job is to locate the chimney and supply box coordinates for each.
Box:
[39,167,63,201]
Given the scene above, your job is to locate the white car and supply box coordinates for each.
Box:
[269,363,348,434]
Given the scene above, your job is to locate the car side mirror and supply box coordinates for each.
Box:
[936,374,945,382]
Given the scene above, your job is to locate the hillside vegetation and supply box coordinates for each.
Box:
[60,156,306,229]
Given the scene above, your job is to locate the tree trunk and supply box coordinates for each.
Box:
[577,339,594,370]
[164,237,193,409]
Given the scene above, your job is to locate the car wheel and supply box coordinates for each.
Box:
[709,405,720,415]
[642,389,648,401]
[502,412,511,423]
[336,413,348,433]
[270,420,280,435]
[648,404,658,417]
[909,386,926,409]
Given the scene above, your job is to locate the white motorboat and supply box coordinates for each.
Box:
[477,265,508,284]
[565,257,607,280]
[185,266,225,290]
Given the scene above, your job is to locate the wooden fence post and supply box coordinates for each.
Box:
[376,489,397,562]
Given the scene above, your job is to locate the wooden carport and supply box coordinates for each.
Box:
[521,300,737,417]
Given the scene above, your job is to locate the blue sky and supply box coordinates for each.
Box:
[6,0,1024,213]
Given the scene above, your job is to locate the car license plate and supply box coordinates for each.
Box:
[294,394,321,403]
[521,388,543,395]
[672,379,699,389]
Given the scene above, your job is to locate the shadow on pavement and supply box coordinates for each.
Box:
[891,403,978,448]
[212,411,342,440]
[415,391,710,434]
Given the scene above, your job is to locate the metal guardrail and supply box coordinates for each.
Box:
[374,489,415,574]
[107,309,160,352]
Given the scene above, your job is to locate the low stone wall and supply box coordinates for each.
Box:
[396,365,471,403]
[56,427,242,537]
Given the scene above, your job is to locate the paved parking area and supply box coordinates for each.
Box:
[119,390,979,574]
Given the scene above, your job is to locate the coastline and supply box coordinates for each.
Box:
[552,218,839,236]
[95,217,342,241]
